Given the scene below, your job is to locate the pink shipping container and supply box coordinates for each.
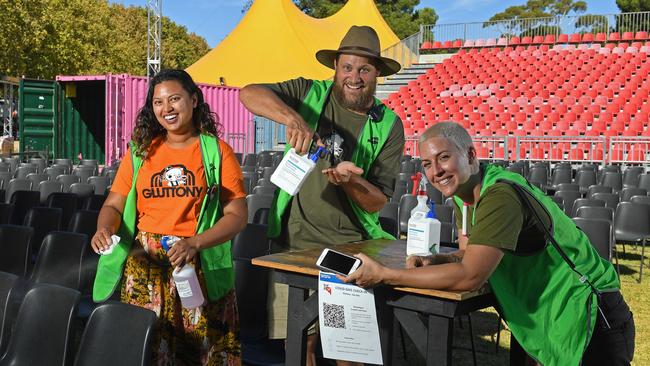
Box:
[56,74,253,165]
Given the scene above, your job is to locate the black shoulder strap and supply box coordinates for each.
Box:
[499,180,601,297]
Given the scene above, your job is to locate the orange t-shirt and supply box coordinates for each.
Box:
[111,138,246,236]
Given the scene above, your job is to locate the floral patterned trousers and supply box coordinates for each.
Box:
[120,231,241,366]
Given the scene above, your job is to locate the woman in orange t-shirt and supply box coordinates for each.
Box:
[91,69,247,365]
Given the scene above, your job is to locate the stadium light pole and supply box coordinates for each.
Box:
[147,0,162,78]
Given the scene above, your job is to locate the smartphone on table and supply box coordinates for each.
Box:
[316,248,362,276]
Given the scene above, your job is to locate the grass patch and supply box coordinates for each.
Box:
[392,243,648,365]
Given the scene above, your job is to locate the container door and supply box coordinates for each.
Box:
[60,80,105,164]
[18,79,60,158]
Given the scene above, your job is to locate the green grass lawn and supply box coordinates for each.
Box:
[393,243,648,365]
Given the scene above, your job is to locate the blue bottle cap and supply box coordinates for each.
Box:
[426,200,437,219]
[309,146,326,163]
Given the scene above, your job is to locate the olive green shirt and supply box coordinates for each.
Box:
[264,77,404,250]
[454,180,551,254]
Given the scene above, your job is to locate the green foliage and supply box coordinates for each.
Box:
[485,0,587,37]
[488,0,587,21]
[616,0,650,12]
[0,1,210,79]
[242,0,438,39]
[575,14,610,34]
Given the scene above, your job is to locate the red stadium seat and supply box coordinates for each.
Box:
[569,33,582,43]
[609,32,621,41]
[582,33,595,43]
[622,32,635,41]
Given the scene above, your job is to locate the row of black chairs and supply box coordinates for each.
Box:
[0,277,155,366]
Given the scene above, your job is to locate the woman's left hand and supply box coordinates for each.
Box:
[167,238,198,268]
[338,253,386,288]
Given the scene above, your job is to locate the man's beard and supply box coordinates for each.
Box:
[332,78,376,114]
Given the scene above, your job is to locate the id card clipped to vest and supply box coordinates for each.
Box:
[271,147,326,196]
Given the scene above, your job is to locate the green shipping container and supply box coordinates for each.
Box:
[19,78,105,163]
[18,79,59,158]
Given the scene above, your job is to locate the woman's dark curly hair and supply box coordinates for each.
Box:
[131,69,221,158]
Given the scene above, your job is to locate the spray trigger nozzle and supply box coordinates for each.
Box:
[309,146,326,163]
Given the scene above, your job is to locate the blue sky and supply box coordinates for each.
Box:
[111,1,622,48]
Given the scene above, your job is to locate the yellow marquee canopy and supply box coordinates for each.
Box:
[186,0,400,87]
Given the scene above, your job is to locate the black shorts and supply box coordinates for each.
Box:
[582,291,635,366]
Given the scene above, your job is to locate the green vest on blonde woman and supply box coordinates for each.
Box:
[268,80,397,241]
[453,164,619,366]
[93,134,234,302]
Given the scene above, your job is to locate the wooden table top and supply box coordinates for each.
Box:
[252,239,489,301]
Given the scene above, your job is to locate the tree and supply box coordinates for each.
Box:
[616,0,650,12]
[0,0,210,79]
[485,0,587,37]
[242,0,438,39]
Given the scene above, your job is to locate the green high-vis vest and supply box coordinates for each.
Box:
[267,80,397,241]
[93,134,234,302]
[454,165,619,366]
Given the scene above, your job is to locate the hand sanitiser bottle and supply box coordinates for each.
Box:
[271,146,326,196]
[406,200,441,256]
[161,235,205,309]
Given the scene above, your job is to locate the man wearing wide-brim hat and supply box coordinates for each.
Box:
[240,25,404,365]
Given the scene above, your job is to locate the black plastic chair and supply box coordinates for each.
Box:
[56,174,81,192]
[570,198,605,218]
[574,217,615,262]
[68,210,100,295]
[83,194,106,211]
[30,231,88,291]
[527,166,548,189]
[0,284,80,366]
[246,194,274,224]
[576,170,597,193]
[47,192,79,229]
[549,168,572,189]
[630,195,650,205]
[592,192,620,210]
[252,185,276,196]
[0,225,34,277]
[9,190,40,225]
[575,206,614,223]
[587,184,612,198]
[622,166,644,188]
[601,172,623,193]
[73,302,157,366]
[620,187,647,202]
[0,271,20,357]
[391,181,408,203]
[87,176,111,195]
[23,207,62,259]
[232,224,285,365]
[614,202,650,282]
[554,190,582,216]
[398,194,418,236]
[0,203,13,225]
[38,180,64,204]
[638,173,650,191]
[556,183,580,192]
[434,204,455,224]
[379,202,399,238]
[5,178,32,204]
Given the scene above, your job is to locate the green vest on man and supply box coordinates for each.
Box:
[267,80,396,241]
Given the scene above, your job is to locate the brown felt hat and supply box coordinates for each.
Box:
[316,25,401,76]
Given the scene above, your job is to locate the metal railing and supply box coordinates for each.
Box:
[405,135,648,166]
[609,137,650,165]
[225,132,248,155]
[419,11,650,46]
[381,32,420,71]
[0,76,19,138]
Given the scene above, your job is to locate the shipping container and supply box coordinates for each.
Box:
[18,74,254,165]
[254,116,286,153]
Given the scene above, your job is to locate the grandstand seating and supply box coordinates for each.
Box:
[387,41,650,161]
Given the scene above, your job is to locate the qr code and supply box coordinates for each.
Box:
[322,303,346,328]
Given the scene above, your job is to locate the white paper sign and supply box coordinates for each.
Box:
[318,272,383,365]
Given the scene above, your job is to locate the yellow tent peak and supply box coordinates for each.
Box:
[186,0,401,87]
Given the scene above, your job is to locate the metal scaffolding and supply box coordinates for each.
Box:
[0,77,19,138]
[147,0,162,77]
